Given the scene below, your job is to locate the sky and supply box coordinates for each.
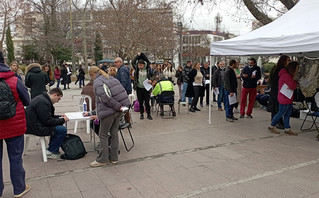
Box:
[177,1,255,36]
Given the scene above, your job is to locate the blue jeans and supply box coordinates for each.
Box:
[79,78,85,87]
[48,125,67,153]
[217,85,225,108]
[271,104,293,129]
[224,90,234,118]
[182,82,192,104]
[56,79,60,88]
[0,135,26,196]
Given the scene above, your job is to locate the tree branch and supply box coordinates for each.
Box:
[243,0,272,25]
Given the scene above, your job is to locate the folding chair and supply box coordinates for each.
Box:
[300,97,319,132]
[118,113,134,151]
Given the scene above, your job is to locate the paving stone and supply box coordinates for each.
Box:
[107,181,144,198]
[130,176,170,198]
[47,175,80,197]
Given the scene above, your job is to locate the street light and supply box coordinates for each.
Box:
[177,22,183,67]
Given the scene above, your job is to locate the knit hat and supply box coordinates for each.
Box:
[138,59,145,65]
[0,51,4,64]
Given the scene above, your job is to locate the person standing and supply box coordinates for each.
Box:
[42,63,55,87]
[224,60,238,122]
[268,61,299,135]
[186,62,203,112]
[239,58,261,118]
[26,88,69,159]
[175,66,183,101]
[212,62,218,102]
[268,55,291,129]
[66,64,72,89]
[78,65,85,88]
[132,53,153,120]
[234,62,243,113]
[213,61,226,111]
[115,57,132,123]
[60,64,68,90]
[163,62,176,83]
[54,66,61,88]
[0,51,31,198]
[25,63,49,99]
[181,61,192,105]
[200,62,211,106]
[87,66,130,167]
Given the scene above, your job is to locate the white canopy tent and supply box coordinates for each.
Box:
[208,0,319,124]
[210,0,319,57]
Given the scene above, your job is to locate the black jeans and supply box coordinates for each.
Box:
[191,86,201,108]
[137,87,151,115]
[200,84,210,105]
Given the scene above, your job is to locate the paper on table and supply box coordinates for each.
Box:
[280,83,293,99]
[213,88,219,95]
[143,79,152,91]
[228,93,237,105]
[205,80,210,85]
[65,112,90,120]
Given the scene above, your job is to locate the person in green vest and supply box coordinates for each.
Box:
[151,77,176,117]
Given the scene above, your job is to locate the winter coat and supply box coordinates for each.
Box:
[115,65,132,94]
[0,63,30,139]
[94,74,130,120]
[78,67,85,80]
[268,65,285,113]
[182,65,192,83]
[277,68,297,105]
[186,68,204,98]
[61,67,69,85]
[213,67,225,88]
[163,67,176,83]
[54,68,61,79]
[241,65,261,88]
[25,63,50,99]
[131,53,152,90]
[175,69,183,85]
[224,66,238,93]
[26,92,65,136]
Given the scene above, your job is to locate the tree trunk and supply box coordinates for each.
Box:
[279,0,296,10]
[243,0,272,25]
[82,11,88,70]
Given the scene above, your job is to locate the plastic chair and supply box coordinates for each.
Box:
[72,95,92,134]
[24,134,48,162]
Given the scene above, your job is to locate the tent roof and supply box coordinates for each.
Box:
[210,0,319,57]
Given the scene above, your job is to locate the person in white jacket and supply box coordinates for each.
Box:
[163,62,176,83]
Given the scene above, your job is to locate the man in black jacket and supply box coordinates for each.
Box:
[224,60,238,122]
[25,63,49,99]
[26,88,69,159]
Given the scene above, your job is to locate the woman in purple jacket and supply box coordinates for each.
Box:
[87,66,130,167]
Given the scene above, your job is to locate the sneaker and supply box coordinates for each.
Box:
[226,117,234,122]
[109,160,118,164]
[239,115,245,118]
[230,116,238,120]
[218,108,223,111]
[284,129,298,136]
[172,112,176,117]
[268,126,280,134]
[246,115,253,118]
[189,108,196,112]
[90,160,108,167]
[194,107,201,111]
[140,114,144,120]
[147,114,153,120]
[14,184,30,198]
[46,150,61,159]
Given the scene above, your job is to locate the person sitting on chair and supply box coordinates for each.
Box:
[151,77,176,117]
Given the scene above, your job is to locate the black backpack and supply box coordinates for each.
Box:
[0,78,17,120]
[60,134,87,160]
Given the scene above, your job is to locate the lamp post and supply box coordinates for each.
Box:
[177,22,183,66]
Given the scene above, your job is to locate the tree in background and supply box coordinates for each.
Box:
[5,25,15,64]
[22,41,40,63]
[94,33,103,64]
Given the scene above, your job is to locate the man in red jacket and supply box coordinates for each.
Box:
[0,51,31,198]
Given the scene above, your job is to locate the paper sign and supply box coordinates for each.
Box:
[213,88,219,95]
[143,79,152,91]
[280,83,293,99]
[252,70,257,76]
[228,93,237,105]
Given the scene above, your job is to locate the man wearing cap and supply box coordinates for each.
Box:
[131,53,153,120]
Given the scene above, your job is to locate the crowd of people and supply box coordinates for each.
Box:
[1,49,319,198]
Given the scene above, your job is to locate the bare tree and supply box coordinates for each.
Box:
[0,0,26,51]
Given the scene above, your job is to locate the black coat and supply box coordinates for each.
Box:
[268,65,284,114]
[26,92,65,136]
[61,68,69,85]
[78,68,85,80]
[25,65,49,99]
